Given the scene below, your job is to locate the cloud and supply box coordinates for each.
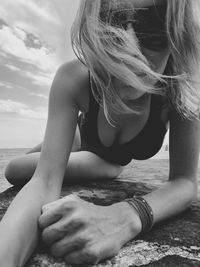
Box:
[13,26,27,41]
[28,92,48,100]
[0,1,79,148]
[0,81,16,90]
[5,63,21,72]
[0,99,47,120]
[0,0,60,30]
[24,70,53,87]
[0,81,6,87]
[0,25,59,73]
[0,0,79,63]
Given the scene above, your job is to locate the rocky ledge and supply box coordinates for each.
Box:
[0,160,200,266]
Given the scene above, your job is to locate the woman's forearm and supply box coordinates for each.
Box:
[0,176,63,267]
[143,176,197,224]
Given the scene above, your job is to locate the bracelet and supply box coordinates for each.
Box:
[125,196,154,234]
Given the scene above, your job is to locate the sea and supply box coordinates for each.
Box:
[0,148,29,193]
[0,148,199,195]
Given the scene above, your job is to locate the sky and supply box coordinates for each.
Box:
[0,0,169,149]
[0,0,79,148]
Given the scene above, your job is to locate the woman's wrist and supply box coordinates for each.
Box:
[113,202,142,238]
[121,201,142,236]
[125,196,154,234]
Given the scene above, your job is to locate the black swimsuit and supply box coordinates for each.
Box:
[78,78,168,166]
[77,4,170,166]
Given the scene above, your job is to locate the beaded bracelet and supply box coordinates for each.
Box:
[125,196,154,234]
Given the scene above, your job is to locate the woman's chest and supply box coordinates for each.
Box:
[97,95,150,147]
[97,95,169,147]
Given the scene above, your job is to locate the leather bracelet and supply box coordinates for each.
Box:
[125,196,154,234]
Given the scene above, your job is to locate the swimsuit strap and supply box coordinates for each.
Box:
[87,72,99,116]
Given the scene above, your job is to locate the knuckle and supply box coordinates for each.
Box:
[62,199,76,211]
[72,212,81,222]
[66,194,79,202]
[75,234,88,246]
[60,194,83,212]
[42,204,50,213]
[60,200,68,210]
[72,212,87,228]
[70,193,80,200]
[78,229,92,244]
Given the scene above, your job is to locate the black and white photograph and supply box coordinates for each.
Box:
[0,0,200,266]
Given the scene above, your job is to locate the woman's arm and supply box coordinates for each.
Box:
[139,109,200,224]
[0,60,88,267]
[37,109,200,266]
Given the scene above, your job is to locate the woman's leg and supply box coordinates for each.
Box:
[5,151,123,186]
[26,142,43,154]
[4,125,82,185]
[5,152,39,186]
[5,126,122,186]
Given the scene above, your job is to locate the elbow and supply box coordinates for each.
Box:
[170,175,198,206]
[181,176,198,205]
[179,177,198,209]
[185,176,198,202]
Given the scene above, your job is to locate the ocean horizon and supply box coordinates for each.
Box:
[0,148,30,193]
[1,147,199,196]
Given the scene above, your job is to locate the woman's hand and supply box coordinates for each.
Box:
[38,194,141,265]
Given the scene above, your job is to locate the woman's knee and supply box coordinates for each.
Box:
[5,158,22,185]
[106,164,123,179]
[62,151,122,183]
[4,154,39,185]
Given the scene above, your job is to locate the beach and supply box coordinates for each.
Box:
[0,148,200,198]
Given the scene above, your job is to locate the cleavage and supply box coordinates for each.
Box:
[97,95,151,147]
[97,108,117,147]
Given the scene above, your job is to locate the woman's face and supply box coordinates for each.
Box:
[113,0,170,101]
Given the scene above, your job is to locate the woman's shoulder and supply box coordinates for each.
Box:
[54,59,90,113]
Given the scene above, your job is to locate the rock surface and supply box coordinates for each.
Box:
[0,160,200,266]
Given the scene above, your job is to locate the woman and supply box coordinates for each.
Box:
[1,0,200,265]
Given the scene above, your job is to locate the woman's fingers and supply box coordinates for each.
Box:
[41,220,66,244]
[41,214,85,245]
[39,194,78,229]
[50,230,89,257]
[41,194,78,213]
[63,235,121,265]
[39,208,62,229]
[39,197,134,265]
[64,248,99,265]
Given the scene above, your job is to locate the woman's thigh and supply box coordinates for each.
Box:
[63,151,123,184]
[5,150,123,186]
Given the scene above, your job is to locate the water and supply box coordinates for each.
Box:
[0,148,199,196]
[0,148,29,193]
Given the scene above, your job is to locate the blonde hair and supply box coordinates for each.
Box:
[71,0,200,122]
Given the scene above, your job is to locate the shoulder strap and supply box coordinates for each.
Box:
[85,71,99,116]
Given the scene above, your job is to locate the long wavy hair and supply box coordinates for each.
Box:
[71,0,200,123]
